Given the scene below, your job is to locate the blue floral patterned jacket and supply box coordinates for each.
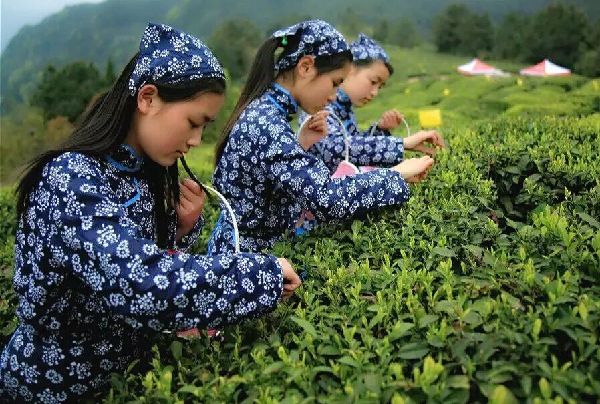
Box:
[0,146,283,402]
[303,88,405,172]
[208,84,410,254]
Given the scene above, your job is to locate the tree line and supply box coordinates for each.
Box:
[431,3,599,76]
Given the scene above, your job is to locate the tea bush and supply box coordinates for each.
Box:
[0,112,598,401]
[104,114,599,402]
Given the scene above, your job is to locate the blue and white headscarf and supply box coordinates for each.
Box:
[128,23,225,95]
[350,33,389,63]
[272,20,349,73]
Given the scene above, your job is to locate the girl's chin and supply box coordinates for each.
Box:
[153,155,179,167]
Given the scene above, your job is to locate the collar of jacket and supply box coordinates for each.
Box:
[105,144,143,172]
[335,88,352,109]
[265,83,298,121]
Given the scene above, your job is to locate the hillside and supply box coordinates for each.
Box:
[1,0,598,107]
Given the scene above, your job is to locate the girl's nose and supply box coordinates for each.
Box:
[188,130,202,147]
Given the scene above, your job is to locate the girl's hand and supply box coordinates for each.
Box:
[299,110,329,150]
[176,178,206,240]
[392,156,435,183]
[378,109,404,131]
[403,130,445,156]
[278,258,302,300]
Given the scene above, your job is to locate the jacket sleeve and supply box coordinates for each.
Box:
[365,122,392,137]
[262,127,410,223]
[309,113,404,170]
[44,154,283,332]
[176,213,205,251]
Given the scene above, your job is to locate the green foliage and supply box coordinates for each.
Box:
[208,19,263,81]
[372,19,390,43]
[0,107,73,183]
[575,23,600,77]
[525,3,592,68]
[493,4,594,69]
[434,3,596,76]
[104,58,117,85]
[433,4,494,56]
[3,0,600,110]
[1,108,50,182]
[576,49,600,78]
[0,188,17,345]
[357,46,598,130]
[30,61,109,122]
[374,18,421,49]
[338,8,363,38]
[464,116,600,222]
[100,114,599,402]
[493,12,531,61]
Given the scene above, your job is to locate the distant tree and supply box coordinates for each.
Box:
[527,4,590,68]
[373,19,390,43]
[433,4,493,56]
[104,58,117,85]
[30,62,106,122]
[433,4,469,53]
[576,49,600,77]
[389,18,421,48]
[338,8,362,38]
[575,18,600,76]
[0,106,47,182]
[457,12,493,55]
[493,12,531,61]
[208,19,262,80]
[375,18,421,48]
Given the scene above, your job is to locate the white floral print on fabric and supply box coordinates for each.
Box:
[272,20,348,73]
[207,84,410,255]
[350,33,389,63]
[300,88,405,172]
[0,146,283,402]
[128,23,225,96]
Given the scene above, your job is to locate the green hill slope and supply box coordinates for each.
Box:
[2,0,598,107]
[337,45,600,132]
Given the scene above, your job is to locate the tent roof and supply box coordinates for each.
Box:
[520,59,571,76]
[457,58,507,76]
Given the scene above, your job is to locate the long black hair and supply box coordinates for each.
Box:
[16,52,226,247]
[215,33,352,162]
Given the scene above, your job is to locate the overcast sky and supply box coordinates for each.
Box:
[1,0,103,52]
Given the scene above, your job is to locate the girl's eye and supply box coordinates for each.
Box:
[189,120,200,129]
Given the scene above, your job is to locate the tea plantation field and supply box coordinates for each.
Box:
[0,46,598,402]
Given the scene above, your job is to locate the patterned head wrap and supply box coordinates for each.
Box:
[350,33,389,63]
[272,20,349,73]
[129,23,225,95]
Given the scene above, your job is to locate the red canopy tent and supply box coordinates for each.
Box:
[457,58,508,77]
[520,59,571,76]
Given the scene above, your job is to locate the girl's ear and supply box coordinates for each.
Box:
[296,55,317,80]
[137,84,159,114]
